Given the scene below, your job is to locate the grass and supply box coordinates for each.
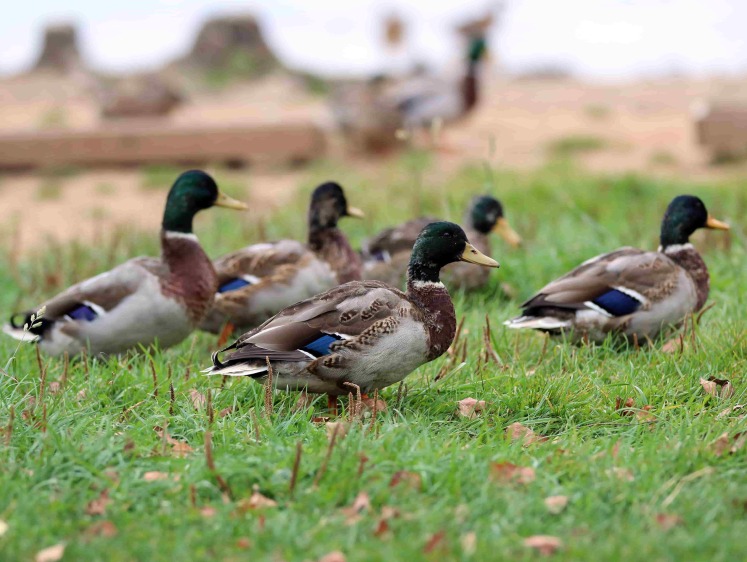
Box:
[1,160,746,561]
[547,135,608,158]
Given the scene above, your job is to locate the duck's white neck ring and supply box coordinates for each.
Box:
[164,231,199,242]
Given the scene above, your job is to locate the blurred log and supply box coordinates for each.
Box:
[0,123,326,170]
[694,101,747,162]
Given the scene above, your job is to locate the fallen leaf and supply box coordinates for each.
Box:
[457,398,486,419]
[490,462,535,485]
[544,495,568,514]
[219,407,233,418]
[607,467,635,482]
[200,506,217,518]
[361,396,388,414]
[171,441,194,457]
[423,530,446,554]
[717,404,745,419]
[48,381,61,394]
[655,513,683,531]
[35,543,65,562]
[373,518,390,538]
[85,489,111,516]
[325,421,349,441]
[142,471,172,482]
[712,431,747,457]
[389,470,422,490]
[0,520,8,537]
[700,377,734,399]
[523,535,562,556]
[506,422,547,445]
[236,537,252,549]
[84,520,118,538]
[341,492,370,525]
[461,531,477,555]
[662,334,685,354]
[239,485,278,510]
[615,396,636,416]
[189,388,207,410]
[76,389,87,401]
[318,552,346,562]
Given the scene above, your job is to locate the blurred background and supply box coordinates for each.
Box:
[1,0,746,254]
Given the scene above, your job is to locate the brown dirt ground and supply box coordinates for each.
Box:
[0,71,744,254]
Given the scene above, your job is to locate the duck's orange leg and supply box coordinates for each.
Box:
[217,321,235,348]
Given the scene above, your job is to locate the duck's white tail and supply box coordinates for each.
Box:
[2,323,39,342]
[504,316,570,331]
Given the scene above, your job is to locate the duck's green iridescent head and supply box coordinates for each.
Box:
[308,182,364,230]
[468,36,487,63]
[659,195,729,247]
[408,221,499,283]
[469,195,522,247]
[162,170,247,233]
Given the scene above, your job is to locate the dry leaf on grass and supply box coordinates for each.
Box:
[236,537,252,549]
[142,471,178,482]
[389,470,422,490]
[615,397,655,422]
[700,377,734,399]
[607,467,635,482]
[341,492,371,525]
[423,530,446,554]
[85,489,111,516]
[661,334,685,354]
[461,531,477,555]
[490,462,536,485]
[200,506,217,518]
[544,495,568,514]
[35,543,65,562]
[154,426,194,457]
[716,404,745,419]
[711,432,747,456]
[523,535,563,556]
[457,398,486,419]
[189,388,207,409]
[0,519,8,537]
[48,381,61,394]
[318,551,346,562]
[219,407,233,418]
[84,520,118,538]
[238,485,278,510]
[506,422,547,446]
[655,513,683,531]
[325,421,349,441]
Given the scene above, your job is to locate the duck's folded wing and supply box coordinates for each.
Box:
[363,217,437,259]
[211,281,405,368]
[521,248,679,317]
[9,259,150,335]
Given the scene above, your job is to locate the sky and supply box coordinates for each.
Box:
[1,0,746,79]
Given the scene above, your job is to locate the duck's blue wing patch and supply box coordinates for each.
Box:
[592,289,642,317]
[218,278,252,293]
[67,304,98,322]
[301,333,343,358]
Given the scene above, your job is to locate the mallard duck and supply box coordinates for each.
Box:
[205,222,499,405]
[386,34,487,130]
[504,195,730,343]
[362,195,520,290]
[199,182,364,335]
[3,170,247,356]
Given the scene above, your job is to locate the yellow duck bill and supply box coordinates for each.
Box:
[460,243,499,268]
[215,191,249,210]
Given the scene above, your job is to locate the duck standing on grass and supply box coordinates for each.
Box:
[3,170,247,357]
[205,222,499,411]
[504,195,729,344]
[200,182,364,336]
[362,194,521,289]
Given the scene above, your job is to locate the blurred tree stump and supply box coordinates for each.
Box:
[33,23,84,74]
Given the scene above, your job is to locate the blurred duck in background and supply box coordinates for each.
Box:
[4,171,247,356]
[505,195,730,344]
[362,195,520,291]
[200,182,364,338]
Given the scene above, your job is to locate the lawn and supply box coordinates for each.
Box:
[0,159,745,561]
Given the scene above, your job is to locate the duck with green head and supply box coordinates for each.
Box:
[362,194,520,290]
[392,34,488,129]
[200,181,364,336]
[4,170,247,356]
[205,222,499,407]
[505,195,730,343]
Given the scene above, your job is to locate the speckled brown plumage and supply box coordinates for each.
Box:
[309,228,362,284]
[665,246,710,311]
